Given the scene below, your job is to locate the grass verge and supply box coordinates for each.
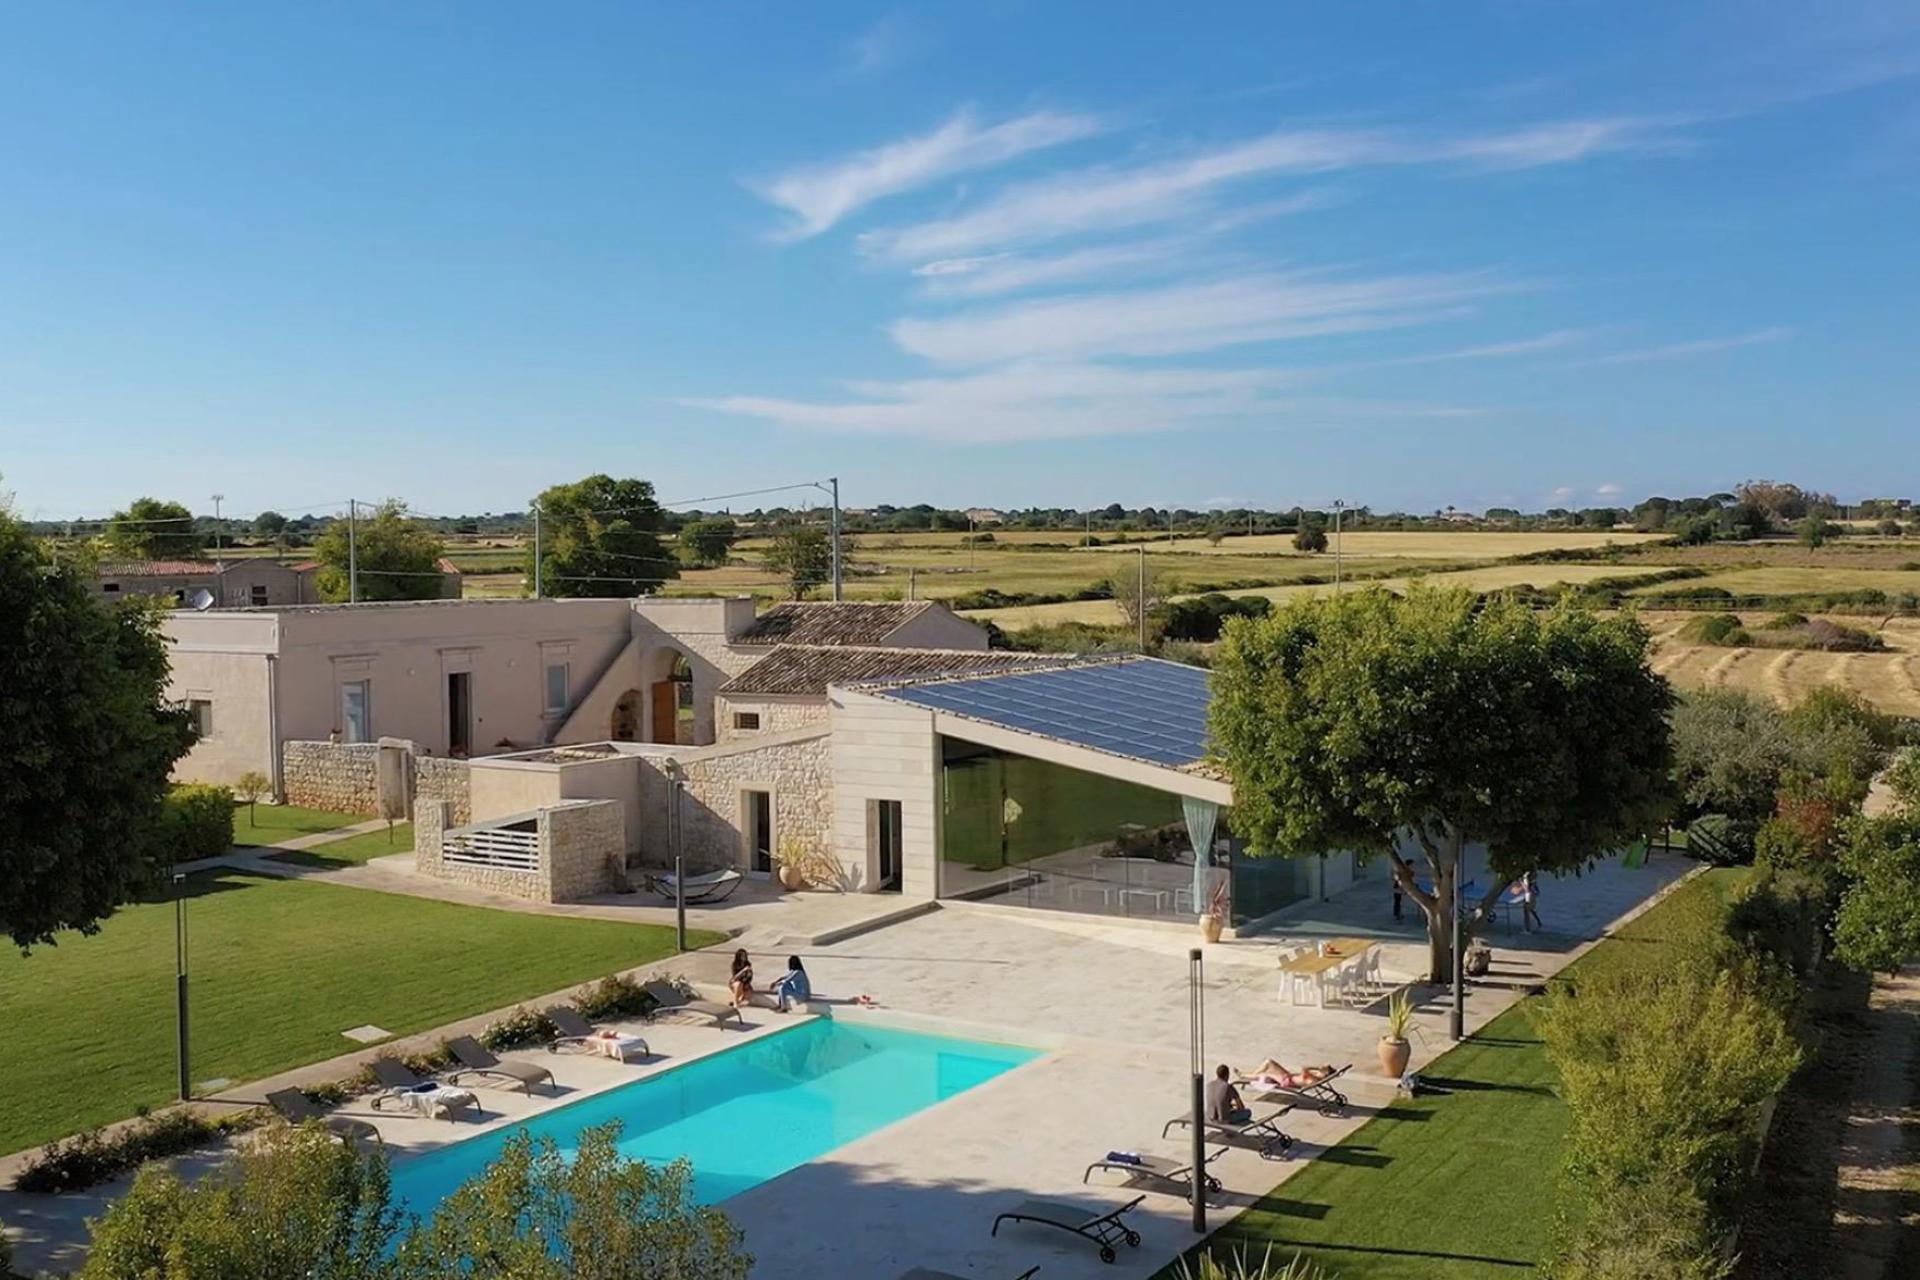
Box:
[271,821,414,869]
[0,872,720,1154]
[1157,866,1749,1279]
[230,802,365,847]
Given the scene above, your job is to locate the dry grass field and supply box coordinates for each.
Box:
[1627,566,1920,597]
[1088,529,1669,559]
[1644,612,1920,716]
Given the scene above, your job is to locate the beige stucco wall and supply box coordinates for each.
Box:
[165,615,280,787]
[828,689,941,896]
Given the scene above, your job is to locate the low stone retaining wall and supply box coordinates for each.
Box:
[283,741,470,824]
[414,797,623,903]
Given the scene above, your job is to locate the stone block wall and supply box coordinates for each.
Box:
[542,800,626,900]
[283,742,380,813]
[285,740,469,823]
[714,696,829,743]
[677,731,832,877]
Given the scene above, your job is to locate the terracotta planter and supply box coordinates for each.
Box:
[1198,913,1225,944]
[1378,1035,1411,1078]
[777,865,807,892]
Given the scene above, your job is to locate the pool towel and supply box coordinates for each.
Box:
[1104,1151,1144,1165]
[394,1084,478,1119]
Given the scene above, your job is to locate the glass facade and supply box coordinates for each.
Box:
[937,738,1226,922]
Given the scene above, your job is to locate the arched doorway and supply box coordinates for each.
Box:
[647,651,695,745]
[610,690,642,742]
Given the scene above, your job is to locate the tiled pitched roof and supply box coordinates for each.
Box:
[721,644,1076,697]
[97,560,222,577]
[734,601,940,647]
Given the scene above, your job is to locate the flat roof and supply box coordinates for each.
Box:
[872,656,1212,768]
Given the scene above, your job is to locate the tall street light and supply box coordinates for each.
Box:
[174,872,191,1100]
[1187,947,1207,1233]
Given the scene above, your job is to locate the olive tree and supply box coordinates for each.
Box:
[1210,588,1675,980]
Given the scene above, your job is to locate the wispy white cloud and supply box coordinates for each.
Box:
[751,108,1103,240]
[1568,326,1790,366]
[890,269,1518,365]
[913,237,1200,299]
[683,361,1475,443]
[1596,482,1624,496]
[1379,328,1600,365]
[844,13,923,77]
[859,119,1674,262]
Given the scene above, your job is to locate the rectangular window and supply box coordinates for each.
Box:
[250,585,269,606]
[340,680,372,743]
[103,582,121,594]
[733,711,762,732]
[188,699,213,739]
[544,663,570,715]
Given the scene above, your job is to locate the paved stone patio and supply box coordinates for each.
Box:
[1,852,1692,1277]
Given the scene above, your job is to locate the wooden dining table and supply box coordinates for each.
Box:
[1279,937,1380,1005]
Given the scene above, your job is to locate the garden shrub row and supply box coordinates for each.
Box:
[15,1107,264,1194]
[1533,869,1823,1277]
[154,784,235,865]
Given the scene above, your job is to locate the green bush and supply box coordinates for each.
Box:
[1177,1244,1334,1279]
[572,973,656,1021]
[1677,613,1750,647]
[15,1107,263,1194]
[478,1006,559,1051]
[156,784,235,864]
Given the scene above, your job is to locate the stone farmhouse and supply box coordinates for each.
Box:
[98,556,461,608]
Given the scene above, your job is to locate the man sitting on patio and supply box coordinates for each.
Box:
[1206,1064,1250,1125]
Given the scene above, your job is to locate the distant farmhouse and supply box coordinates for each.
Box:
[98,557,461,607]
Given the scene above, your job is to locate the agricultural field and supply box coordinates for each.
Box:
[1090,529,1670,559]
[966,562,1679,629]
[1627,565,1920,598]
[1644,612,1920,716]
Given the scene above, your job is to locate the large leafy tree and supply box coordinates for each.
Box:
[1211,588,1676,979]
[529,475,677,598]
[313,501,447,603]
[679,517,739,568]
[104,496,203,561]
[1,511,193,949]
[82,1125,403,1279]
[762,525,833,599]
[397,1123,750,1279]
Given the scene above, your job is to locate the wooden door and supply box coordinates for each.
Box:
[649,681,677,745]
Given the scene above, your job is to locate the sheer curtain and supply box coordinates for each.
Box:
[1182,796,1220,915]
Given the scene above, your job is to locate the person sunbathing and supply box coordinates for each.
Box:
[1245,1058,1336,1089]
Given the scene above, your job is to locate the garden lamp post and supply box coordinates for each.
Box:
[1450,865,1465,1041]
[174,872,191,1100]
[1188,947,1207,1233]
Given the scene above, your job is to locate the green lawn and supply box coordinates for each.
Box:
[271,821,414,869]
[0,872,720,1154]
[1159,866,1750,1279]
[230,801,365,847]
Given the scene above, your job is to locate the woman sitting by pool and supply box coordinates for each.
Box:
[1244,1058,1336,1089]
[770,955,811,1012]
[728,948,754,1007]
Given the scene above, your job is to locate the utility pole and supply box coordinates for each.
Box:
[347,499,359,604]
[1333,499,1345,594]
[907,566,916,601]
[969,514,976,573]
[210,494,224,558]
[532,503,542,599]
[829,477,842,602]
[1137,546,1148,653]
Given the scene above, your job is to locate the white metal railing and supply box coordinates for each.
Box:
[443,822,539,873]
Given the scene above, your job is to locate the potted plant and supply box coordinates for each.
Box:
[771,837,811,891]
[1378,990,1417,1077]
[1198,878,1229,944]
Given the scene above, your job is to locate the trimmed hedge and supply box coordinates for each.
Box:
[14,1107,263,1194]
[156,785,235,865]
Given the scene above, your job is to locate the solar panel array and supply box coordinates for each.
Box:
[881,658,1212,767]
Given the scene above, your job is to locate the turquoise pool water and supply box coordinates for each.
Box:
[389,1019,1038,1210]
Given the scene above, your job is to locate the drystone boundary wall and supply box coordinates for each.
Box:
[283,741,469,824]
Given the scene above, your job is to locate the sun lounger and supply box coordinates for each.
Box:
[446,1034,555,1092]
[264,1088,383,1146]
[1239,1063,1352,1116]
[1160,1104,1296,1158]
[367,1059,481,1121]
[900,1269,1039,1280]
[1083,1149,1222,1198]
[543,1006,651,1060]
[642,979,744,1028]
[645,868,744,904]
[992,1195,1144,1265]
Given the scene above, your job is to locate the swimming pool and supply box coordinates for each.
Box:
[389,1019,1039,1210]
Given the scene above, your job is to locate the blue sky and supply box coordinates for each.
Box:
[3,3,1917,521]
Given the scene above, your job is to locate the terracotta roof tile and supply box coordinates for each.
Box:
[721,644,1077,697]
[734,601,941,646]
